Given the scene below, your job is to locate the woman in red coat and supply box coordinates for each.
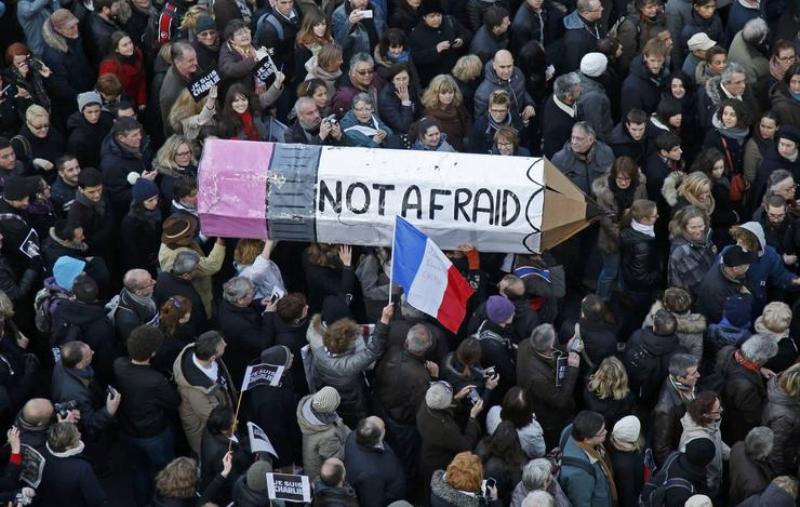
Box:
[98,31,147,111]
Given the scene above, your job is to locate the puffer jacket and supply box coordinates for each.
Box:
[762,376,800,474]
[592,173,647,254]
[172,343,235,454]
[551,141,615,195]
[310,322,388,426]
[652,378,692,466]
[642,300,707,359]
[297,394,352,480]
[619,226,661,293]
[473,59,534,119]
[678,413,730,497]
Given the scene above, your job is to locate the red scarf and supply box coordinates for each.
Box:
[238,110,259,141]
[735,350,761,373]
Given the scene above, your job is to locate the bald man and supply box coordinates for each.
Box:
[114,268,158,343]
[313,457,359,506]
[344,416,406,505]
[474,49,536,123]
[16,398,79,453]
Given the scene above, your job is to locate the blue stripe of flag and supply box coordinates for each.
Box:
[391,216,427,291]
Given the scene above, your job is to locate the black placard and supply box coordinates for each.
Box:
[253,54,278,88]
[187,68,221,100]
[266,473,311,502]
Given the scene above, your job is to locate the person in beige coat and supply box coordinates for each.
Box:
[159,215,225,317]
[173,331,236,454]
[297,386,352,480]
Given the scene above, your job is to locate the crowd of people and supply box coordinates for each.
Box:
[2,0,800,503]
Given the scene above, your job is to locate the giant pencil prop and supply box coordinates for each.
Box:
[197,140,602,254]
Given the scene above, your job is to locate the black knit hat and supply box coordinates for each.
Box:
[420,0,445,16]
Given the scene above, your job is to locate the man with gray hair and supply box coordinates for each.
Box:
[717,334,778,444]
[332,53,383,117]
[511,458,570,507]
[160,41,199,131]
[522,490,556,507]
[542,73,582,158]
[374,318,438,487]
[154,249,208,335]
[729,426,775,504]
[343,416,406,505]
[728,18,769,88]
[653,353,700,466]
[550,121,615,195]
[562,0,605,72]
[218,276,270,386]
[698,61,759,129]
[112,268,158,343]
[285,97,350,146]
[517,324,581,449]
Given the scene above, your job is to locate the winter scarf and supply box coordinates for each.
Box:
[712,114,750,142]
[631,219,655,237]
[238,110,259,140]
[74,190,106,216]
[575,441,618,501]
[735,349,762,372]
[609,175,637,217]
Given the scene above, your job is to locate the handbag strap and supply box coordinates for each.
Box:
[719,137,737,175]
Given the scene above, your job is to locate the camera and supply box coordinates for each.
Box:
[323,114,338,125]
[467,387,480,405]
[54,400,78,419]
[26,57,42,73]
[483,366,496,378]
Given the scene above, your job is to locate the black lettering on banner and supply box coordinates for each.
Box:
[401,185,422,219]
[494,189,501,225]
[346,182,370,214]
[187,68,221,100]
[472,188,495,225]
[454,188,472,222]
[429,189,452,220]
[372,183,395,216]
[502,190,520,226]
[318,180,342,213]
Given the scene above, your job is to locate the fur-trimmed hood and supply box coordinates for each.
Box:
[704,75,725,108]
[592,171,647,212]
[646,299,707,335]
[430,470,481,507]
[42,19,69,53]
[661,171,684,207]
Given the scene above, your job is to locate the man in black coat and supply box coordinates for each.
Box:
[99,117,155,221]
[154,250,209,336]
[50,155,80,217]
[408,0,472,86]
[542,72,581,159]
[284,98,353,146]
[343,417,406,506]
[607,109,648,167]
[0,329,38,429]
[218,277,270,386]
[469,6,511,63]
[559,294,616,374]
[66,92,113,170]
[694,246,755,323]
[67,168,114,258]
[254,0,302,81]
[620,39,670,116]
[561,0,605,72]
[113,325,180,507]
[86,0,122,66]
[510,0,563,53]
[653,353,700,466]
[112,269,158,346]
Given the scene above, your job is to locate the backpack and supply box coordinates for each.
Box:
[33,286,70,334]
[639,451,694,507]
[554,425,597,478]
[624,340,662,403]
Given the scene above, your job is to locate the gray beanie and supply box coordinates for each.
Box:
[77,91,102,112]
[425,383,453,410]
[312,386,341,414]
[246,460,273,492]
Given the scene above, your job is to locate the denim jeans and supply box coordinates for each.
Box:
[596,252,620,299]
[122,426,175,507]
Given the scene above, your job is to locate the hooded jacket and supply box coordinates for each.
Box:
[762,375,800,474]
[643,300,707,359]
[592,173,648,254]
[297,394,352,479]
[66,111,113,169]
[561,10,604,72]
[172,343,235,454]
[678,413,729,496]
[728,30,769,88]
[473,59,534,119]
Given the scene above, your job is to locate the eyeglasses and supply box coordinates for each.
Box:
[28,122,49,131]
[355,68,374,76]
[353,106,373,112]
[615,175,632,182]
[778,54,796,62]
[175,150,192,157]
[497,141,514,148]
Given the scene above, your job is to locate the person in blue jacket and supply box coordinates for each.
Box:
[339,93,395,148]
[558,410,615,507]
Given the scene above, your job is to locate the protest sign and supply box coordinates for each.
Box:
[20,444,45,488]
[240,363,284,391]
[266,473,311,503]
[246,421,278,458]
[187,68,220,100]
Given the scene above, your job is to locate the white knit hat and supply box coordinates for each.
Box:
[312,386,341,414]
[612,415,641,444]
[684,494,713,507]
[580,53,608,78]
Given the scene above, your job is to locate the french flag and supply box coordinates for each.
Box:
[391,216,474,333]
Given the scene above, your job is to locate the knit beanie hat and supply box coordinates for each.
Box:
[612,415,641,444]
[246,460,272,492]
[50,9,78,31]
[132,178,159,203]
[580,53,608,78]
[195,15,216,33]
[77,91,102,112]
[312,386,340,414]
[53,256,86,291]
[684,438,716,467]
[723,295,751,328]
[684,495,713,507]
[778,125,800,146]
[425,382,453,410]
[420,0,445,16]
[260,345,291,369]
[485,295,515,324]
[388,502,414,507]
[722,245,756,267]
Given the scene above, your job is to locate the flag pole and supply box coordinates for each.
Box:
[389,216,397,304]
[229,375,247,452]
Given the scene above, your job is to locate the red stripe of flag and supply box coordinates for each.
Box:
[436,265,475,333]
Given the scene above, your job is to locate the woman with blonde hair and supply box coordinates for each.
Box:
[234,238,285,299]
[756,302,797,373]
[153,453,233,505]
[295,7,332,79]
[153,135,197,204]
[421,74,471,151]
[763,363,800,474]
[12,104,65,174]
[663,171,715,217]
[584,357,636,430]
[304,43,343,97]
[451,54,483,114]
[168,87,216,141]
